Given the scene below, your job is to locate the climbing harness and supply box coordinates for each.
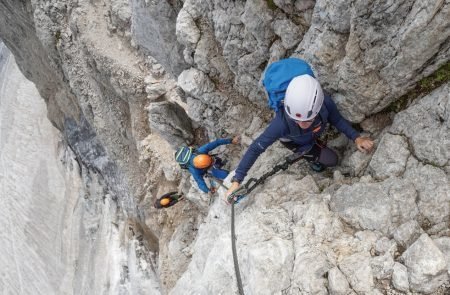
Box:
[224,151,305,295]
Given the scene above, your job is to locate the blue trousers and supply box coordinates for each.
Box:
[211,157,229,179]
[211,167,229,180]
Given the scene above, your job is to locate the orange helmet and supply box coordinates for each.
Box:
[193,154,213,169]
[160,198,170,206]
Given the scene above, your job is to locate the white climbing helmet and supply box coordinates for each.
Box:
[284,75,324,121]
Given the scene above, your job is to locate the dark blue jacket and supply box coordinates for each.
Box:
[188,138,233,193]
[234,95,359,183]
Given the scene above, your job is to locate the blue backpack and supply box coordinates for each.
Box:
[262,58,315,112]
[175,146,195,169]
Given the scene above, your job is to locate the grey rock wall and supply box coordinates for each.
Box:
[0,45,160,294]
[171,83,450,294]
[131,0,188,77]
[298,0,450,122]
[0,0,449,294]
[147,101,194,148]
[0,0,150,210]
[177,0,450,125]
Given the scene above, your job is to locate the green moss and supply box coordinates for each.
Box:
[419,62,450,90]
[265,0,277,10]
[423,160,442,168]
[385,61,450,113]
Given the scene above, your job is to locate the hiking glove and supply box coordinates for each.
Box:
[225,181,240,205]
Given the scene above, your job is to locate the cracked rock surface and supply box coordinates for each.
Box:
[0,0,449,294]
[171,83,450,294]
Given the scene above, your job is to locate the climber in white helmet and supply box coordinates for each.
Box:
[226,74,374,203]
[284,75,324,122]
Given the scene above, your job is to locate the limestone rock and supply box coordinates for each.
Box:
[328,267,352,295]
[384,179,419,226]
[298,1,450,122]
[340,148,372,177]
[131,0,187,76]
[392,262,409,292]
[403,164,450,224]
[167,219,197,274]
[374,237,397,256]
[178,68,215,99]
[368,133,410,180]
[330,183,392,233]
[1,1,450,294]
[433,237,450,274]
[390,83,450,167]
[0,44,161,294]
[110,0,132,30]
[147,101,194,148]
[176,9,200,47]
[144,75,167,99]
[371,252,395,280]
[273,18,303,49]
[393,220,422,249]
[339,252,374,293]
[401,234,448,293]
[290,248,331,293]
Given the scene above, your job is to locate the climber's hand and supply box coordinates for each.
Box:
[210,186,217,194]
[225,181,240,205]
[232,135,241,145]
[355,136,374,153]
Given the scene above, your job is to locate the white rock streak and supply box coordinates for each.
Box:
[0,44,72,294]
[0,44,161,295]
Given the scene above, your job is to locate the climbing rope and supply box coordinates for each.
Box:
[231,202,245,295]
[207,174,245,295]
[209,151,305,295]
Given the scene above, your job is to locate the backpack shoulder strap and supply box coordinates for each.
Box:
[281,110,302,137]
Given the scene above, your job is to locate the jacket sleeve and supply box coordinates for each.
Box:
[324,96,360,141]
[189,166,209,193]
[196,138,233,154]
[233,117,284,183]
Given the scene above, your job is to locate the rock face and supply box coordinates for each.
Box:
[131,0,187,77]
[298,0,450,122]
[339,252,374,293]
[330,183,392,233]
[169,83,450,294]
[147,101,194,148]
[392,262,409,292]
[402,234,449,293]
[390,83,450,168]
[0,0,449,294]
[328,267,352,294]
[368,133,410,180]
[0,45,159,294]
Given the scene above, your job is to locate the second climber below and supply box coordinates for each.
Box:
[181,135,240,195]
[226,75,374,202]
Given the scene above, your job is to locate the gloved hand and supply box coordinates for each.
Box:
[355,136,374,153]
[225,181,240,205]
[209,186,217,194]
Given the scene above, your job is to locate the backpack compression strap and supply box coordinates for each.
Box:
[176,147,193,164]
